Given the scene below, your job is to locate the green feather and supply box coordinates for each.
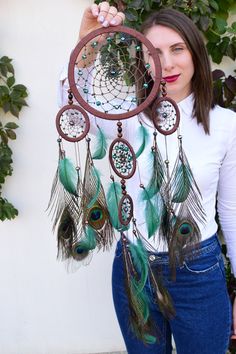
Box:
[129,279,156,344]
[144,149,165,199]
[59,157,78,196]
[129,239,148,292]
[80,225,97,250]
[92,126,107,160]
[144,334,157,344]
[72,225,97,261]
[86,166,101,209]
[130,279,150,322]
[135,123,149,158]
[171,161,191,203]
[140,188,160,238]
[106,182,129,231]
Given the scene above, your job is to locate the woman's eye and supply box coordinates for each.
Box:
[173,47,184,52]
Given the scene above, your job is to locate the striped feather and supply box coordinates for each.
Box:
[129,239,149,292]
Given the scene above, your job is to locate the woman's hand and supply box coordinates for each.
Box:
[78,1,125,42]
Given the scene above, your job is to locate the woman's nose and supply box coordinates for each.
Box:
[161,54,174,72]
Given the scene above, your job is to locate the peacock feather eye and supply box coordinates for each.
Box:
[178,222,193,237]
[87,203,107,230]
[72,242,89,261]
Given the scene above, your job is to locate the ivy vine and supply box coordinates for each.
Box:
[0,56,28,221]
[95,0,236,110]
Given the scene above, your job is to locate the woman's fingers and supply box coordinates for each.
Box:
[95,1,125,27]
[110,11,125,26]
[97,1,110,24]
[90,3,99,17]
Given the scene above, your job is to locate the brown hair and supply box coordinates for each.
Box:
[137,8,214,134]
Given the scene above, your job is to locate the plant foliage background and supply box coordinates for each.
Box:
[0,56,28,221]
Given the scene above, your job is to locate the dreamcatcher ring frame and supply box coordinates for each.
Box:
[68,25,162,120]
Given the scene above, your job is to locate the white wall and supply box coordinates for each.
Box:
[0,2,235,353]
[0,1,125,353]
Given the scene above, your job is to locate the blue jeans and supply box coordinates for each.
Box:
[112,234,232,354]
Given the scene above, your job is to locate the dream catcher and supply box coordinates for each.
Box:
[48,24,205,342]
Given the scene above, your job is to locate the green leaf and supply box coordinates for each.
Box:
[143,0,152,12]
[205,29,221,43]
[2,101,11,113]
[0,197,18,221]
[12,97,28,107]
[209,0,219,11]
[0,142,12,179]
[4,122,19,130]
[128,0,143,9]
[218,37,230,55]
[0,64,8,78]
[232,22,236,31]
[208,43,224,63]
[197,2,209,15]
[215,17,227,34]
[190,12,200,24]
[7,76,15,88]
[0,56,12,64]
[124,8,138,21]
[12,84,27,92]
[9,103,20,117]
[199,15,211,31]
[0,85,9,96]
[6,129,16,140]
[0,131,8,144]
[226,43,236,60]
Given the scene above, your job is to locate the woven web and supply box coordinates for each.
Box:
[155,100,178,133]
[74,32,155,116]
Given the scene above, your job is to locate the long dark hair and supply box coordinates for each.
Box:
[137,8,214,134]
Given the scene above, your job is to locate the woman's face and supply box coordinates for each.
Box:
[144,25,195,103]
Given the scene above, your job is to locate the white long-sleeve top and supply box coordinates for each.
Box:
[59,65,236,276]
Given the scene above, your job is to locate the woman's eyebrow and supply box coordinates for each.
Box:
[170,42,186,48]
[154,42,186,50]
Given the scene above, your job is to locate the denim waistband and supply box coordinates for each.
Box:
[116,233,221,265]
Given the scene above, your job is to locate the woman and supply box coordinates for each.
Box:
[60,3,236,353]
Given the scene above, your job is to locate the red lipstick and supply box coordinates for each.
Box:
[163,74,180,83]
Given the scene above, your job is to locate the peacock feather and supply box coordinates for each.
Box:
[168,145,205,226]
[121,235,157,344]
[57,205,77,261]
[143,147,166,199]
[128,238,149,292]
[149,268,175,319]
[168,202,202,278]
[82,140,114,250]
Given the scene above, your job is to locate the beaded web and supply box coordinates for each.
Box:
[152,97,180,135]
[56,104,90,142]
[68,26,162,120]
